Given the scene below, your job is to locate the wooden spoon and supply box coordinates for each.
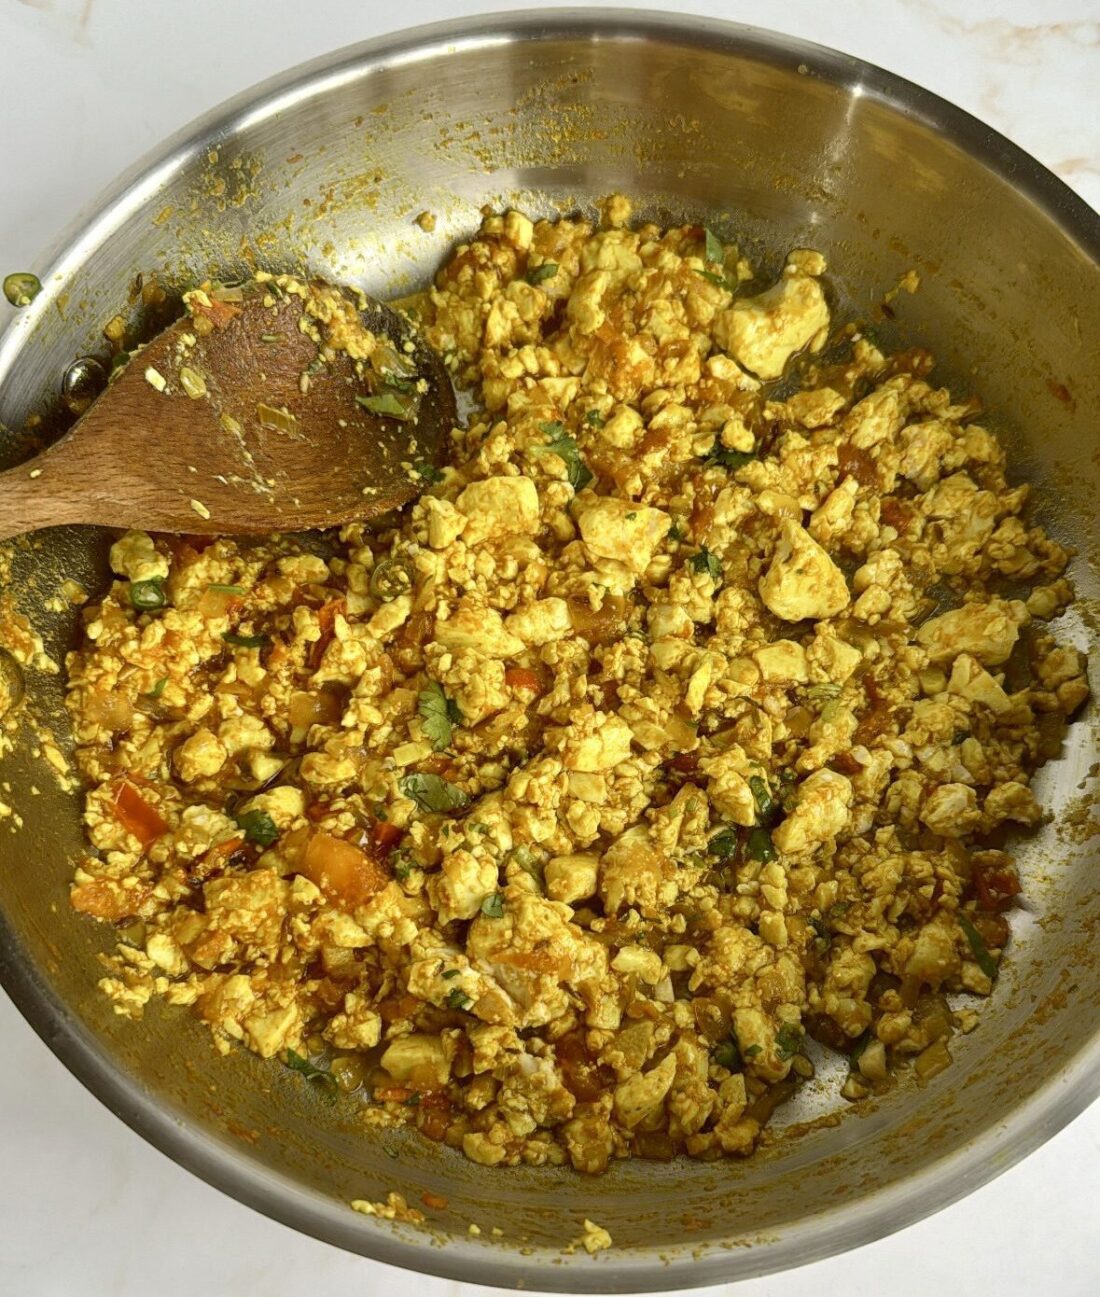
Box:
[0,278,456,541]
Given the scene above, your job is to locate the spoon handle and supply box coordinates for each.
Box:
[0,455,89,540]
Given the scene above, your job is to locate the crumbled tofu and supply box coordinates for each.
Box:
[63,199,1086,1186]
[759,521,850,622]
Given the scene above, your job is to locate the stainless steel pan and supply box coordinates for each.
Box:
[1,11,1097,1290]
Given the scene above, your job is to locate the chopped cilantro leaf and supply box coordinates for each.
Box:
[533,423,594,491]
[234,808,279,847]
[418,680,462,751]
[445,987,473,1011]
[705,443,755,471]
[689,546,723,583]
[413,460,445,484]
[144,677,168,699]
[703,227,723,264]
[399,772,469,815]
[285,1049,336,1093]
[743,1043,763,1059]
[585,409,605,428]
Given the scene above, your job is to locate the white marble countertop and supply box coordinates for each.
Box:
[1,1,1097,1294]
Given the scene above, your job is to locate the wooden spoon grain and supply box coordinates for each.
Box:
[0,280,456,541]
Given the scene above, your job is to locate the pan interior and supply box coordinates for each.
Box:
[0,14,1097,1290]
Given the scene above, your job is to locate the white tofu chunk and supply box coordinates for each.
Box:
[434,600,526,659]
[759,521,850,622]
[916,599,1025,666]
[456,475,540,544]
[772,769,853,852]
[574,498,671,574]
[714,270,830,380]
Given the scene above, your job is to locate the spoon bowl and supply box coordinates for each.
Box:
[0,280,455,540]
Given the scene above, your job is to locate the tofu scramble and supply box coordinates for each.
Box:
[65,198,1089,1174]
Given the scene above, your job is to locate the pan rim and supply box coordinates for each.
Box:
[0,9,1097,1289]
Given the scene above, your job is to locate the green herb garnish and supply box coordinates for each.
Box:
[399,772,470,815]
[445,987,473,1011]
[418,680,463,751]
[585,409,605,428]
[804,682,842,708]
[958,913,998,978]
[695,269,733,290]
[689,547,723,583]
[222,631,270,649]
[709,828,738,861]
[129,578,167,611]
[234,808,279,847]
[774,1024,803,1060]
[749,775,777,827]
[668,521,685,542]
[746,827,776,863]
[3,272,42,307]
[848,1032,872,1070]
[480,892,505,919]
[705,443,755,471]
[711,1039,740,1071]
[144,677,168,699]
[383,374,417,394]
[356,392,412,420]
[285,1049,337,1093]
[533,422,594,492]
[441,968,461,980]
[206,583,245,595]
[526,261,559,285]
[404,1091,422,1107]
[743,1043,763,1059]
[413,460,444,485]
[703,227,723,264]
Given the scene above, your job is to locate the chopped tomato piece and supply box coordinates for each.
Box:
[109,779,168,847]
[299,831,389,908]
[374,1086,415,1103]
[970,859,1022,912]
[206,834,245,860]
[371,819,403,852]
[190,296,241,329]
[504,666,543,694]
[309,598,346,670]
[70,877,150,922]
